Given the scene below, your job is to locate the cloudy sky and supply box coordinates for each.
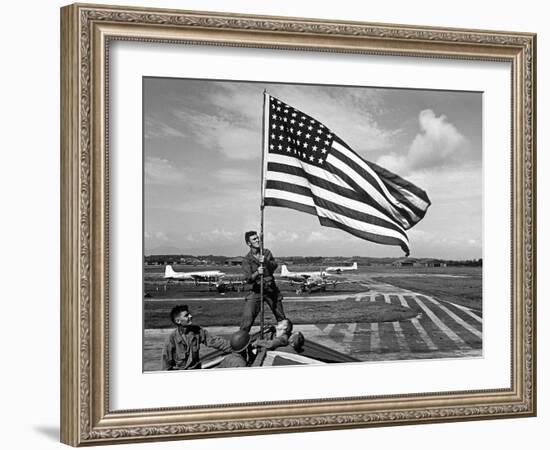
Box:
[144,78,482,259]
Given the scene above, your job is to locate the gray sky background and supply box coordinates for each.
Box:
[144,78,482,259]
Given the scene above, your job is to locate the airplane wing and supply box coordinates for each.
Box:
[190,274,208,281]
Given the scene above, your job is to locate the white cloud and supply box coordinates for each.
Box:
[376,153,407,174]
[409,110,468,169]
[154,231,169,241]
[215,127,259,160]
[214,168,256,184]
[376,109,469,174]
[266,230,300,243]
[144,116,186,140]
[306,231,332,242]
[145,230,170,249]
[145,157,184,185]
[173,108,260,160]
[199,229,239,242]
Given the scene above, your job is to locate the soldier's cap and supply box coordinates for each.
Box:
[230,330,252,352]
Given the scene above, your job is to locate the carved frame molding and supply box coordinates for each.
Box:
[60,3,536,446]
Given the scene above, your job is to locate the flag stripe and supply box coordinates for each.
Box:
[265,189,410,245]
[383,178,430,221]
[264,197,317,216]
[267,154,352,190]
[268,149,419,228]
[369,160,431,204]
[317,206,409,245]
[266,179,311,197]
[383,176,430,211]
[318,216,409,250]
[265,180,409,239]
[267,161,399,221]
[332,141,420,226]
[329,151,418,227]
[265,188,315,208]
[334,140,417,212]
[326,157,414,228]
[267,161,350,192]
[266,171,408,234]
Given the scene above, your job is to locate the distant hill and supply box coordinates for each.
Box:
[145,246,185,255]
[144,253,481,267]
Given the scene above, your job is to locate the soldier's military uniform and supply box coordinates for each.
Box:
[240,248,286,332]
[217,352,247,368]
[161,325,231,370]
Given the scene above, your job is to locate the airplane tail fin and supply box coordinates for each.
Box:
[164,265,176,278]
[352,262,358,270]
[281,265,289,277]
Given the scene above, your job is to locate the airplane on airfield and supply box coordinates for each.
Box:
[280,264,328,281]
[324,262,358,274]
[279,265,347,294]
[164,265,225,283]
[163,265,247,294]
[211,276,247,294]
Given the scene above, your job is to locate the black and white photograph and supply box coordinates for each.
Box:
[143,78,483,371]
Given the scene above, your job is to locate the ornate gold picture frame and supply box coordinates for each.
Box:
[60,3,536,446]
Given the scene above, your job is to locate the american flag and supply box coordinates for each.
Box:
[262,94,431,255]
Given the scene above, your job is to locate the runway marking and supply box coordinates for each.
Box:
[383,294,392,304]
[406,292,483,321]
[397,294,410,308]
[392,321,410,352]
[443,301,483,323]
[323,324,336,335]
[412,297,472,350]
[369,322,381,352]
[410,318,438,350]
[422,296,482,338]
[342,323,357,343]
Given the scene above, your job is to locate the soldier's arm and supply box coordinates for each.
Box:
[242,257,258,283]
[264,249,278,272]
[160,337,175,370]
[202,329,231,353]
[254,335,289,350]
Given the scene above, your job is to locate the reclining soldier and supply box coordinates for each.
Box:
[254,319,305,354]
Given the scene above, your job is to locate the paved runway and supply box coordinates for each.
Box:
[144,278,482,370]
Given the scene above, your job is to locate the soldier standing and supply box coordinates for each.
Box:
[239,231,286,332]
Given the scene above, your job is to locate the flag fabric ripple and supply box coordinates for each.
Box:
[262,94,431,255]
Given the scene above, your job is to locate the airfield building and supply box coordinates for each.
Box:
[225,257,244,266]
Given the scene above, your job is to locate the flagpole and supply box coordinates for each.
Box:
[259,90,269,339]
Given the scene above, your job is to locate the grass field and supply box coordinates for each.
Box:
[144,298,417,328]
